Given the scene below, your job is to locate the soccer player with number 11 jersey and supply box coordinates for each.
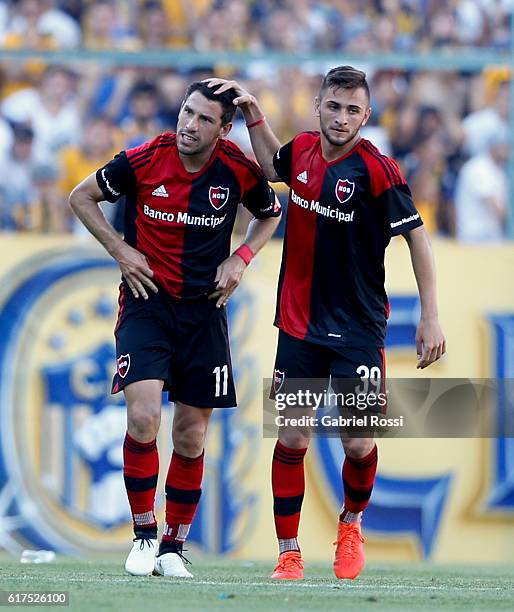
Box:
[70,82,281,578]
[208,66,446,580]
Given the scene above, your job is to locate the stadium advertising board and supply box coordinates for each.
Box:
[0,235,513,562]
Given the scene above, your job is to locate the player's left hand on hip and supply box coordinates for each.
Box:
[415,318,446,369]
[209,254,247,308]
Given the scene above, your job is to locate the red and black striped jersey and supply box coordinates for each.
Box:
[273,132,423,348]
[96,132,280,299]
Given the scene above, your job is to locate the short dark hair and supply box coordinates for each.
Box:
[182,81,237,125]
[130,81,158,99]
[320,66,370,102]
[12,122,34,141]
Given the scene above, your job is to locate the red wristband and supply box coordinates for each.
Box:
[233,244,254,265]
[246,116,266,129]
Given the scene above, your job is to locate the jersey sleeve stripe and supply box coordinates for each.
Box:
[219,139,244,154]
[128,136,175,164]
[361,141,394,185]
[219,140,258,166]
[219,140,262,175]
[221,147,263,181]
[130,142,176,170]
[387,158,403,184]
[130,133,175,153]
[129,135,175,157]
[381,156,402,184]
[361,141,404,186]
[223,150,262,179]
[129,140,175,164]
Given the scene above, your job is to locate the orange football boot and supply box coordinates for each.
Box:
[333,521,365,579]
[270,550,304,580]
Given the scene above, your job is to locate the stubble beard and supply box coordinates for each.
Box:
[177,139,203,156]
[320,123,359,148]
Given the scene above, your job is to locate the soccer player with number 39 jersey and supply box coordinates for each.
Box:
[207,67,445,580]
[69,82,281,578]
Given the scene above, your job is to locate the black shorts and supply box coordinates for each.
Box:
[272,331,386,417]
[112,283,236,408]
[273,330,385,382]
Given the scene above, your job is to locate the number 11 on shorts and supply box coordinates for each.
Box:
[213,364,228,397]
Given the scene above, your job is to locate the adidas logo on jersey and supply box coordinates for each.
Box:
[296,170,308,184]
[152,185,168,197]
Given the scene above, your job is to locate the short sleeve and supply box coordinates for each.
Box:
[242,178,281,219]
[96,151,136,203]
[272,139,294,185]
[381,183,423,236]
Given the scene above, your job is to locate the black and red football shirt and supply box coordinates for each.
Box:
[96,132,279,299]
[273,132,423,348]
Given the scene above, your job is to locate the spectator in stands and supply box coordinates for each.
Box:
[121,81,163,148]
[405,133,448,234]
[0,123,37,230]
[0,1,7,40]
[38,0,81,49]
[1,65,81,161]
[454,130,509,242]
[30,161,69,232]
[57,115,119,234]
[59,115,118,200]
[2,0,80,49]
[462,79,509,156]
[427,3,458,49]
[194,1,250,51]
[161,0,211,48]
[0,121,67,233]
[156,71,187,129]
[0,0,512,238]
[82,0,136,50]
[1,0,512,53]
[137,1,171,49]
[284,0,339,52]
[1,0,56,50]
[0,110,13,161]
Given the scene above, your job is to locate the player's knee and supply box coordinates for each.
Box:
[342,437,374,458]
[127,401,160,440]
[278,431,311,450]
[172,421,207,456]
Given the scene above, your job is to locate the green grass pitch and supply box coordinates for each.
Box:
[1,554,513,611]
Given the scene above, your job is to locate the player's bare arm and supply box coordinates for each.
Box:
[210,199,281,307]
[203,78,283,182]
[403,225,446,369]
[69,173,158,300]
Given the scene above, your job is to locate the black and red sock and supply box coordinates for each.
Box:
[162,450,204,545]
[340,444,378,523]
[272,440,308,554]
[123,432,159,536]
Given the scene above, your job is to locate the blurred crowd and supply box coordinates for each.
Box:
[0,0,512,241]
[0,0,512,52]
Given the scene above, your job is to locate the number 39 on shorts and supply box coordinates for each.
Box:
[356,365,381,380]
[355,364,382,395]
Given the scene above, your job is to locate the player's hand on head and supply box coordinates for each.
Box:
[202,78,255,108]
[209,254,247,308]
[415,319,446,369]
[116,244,158,300]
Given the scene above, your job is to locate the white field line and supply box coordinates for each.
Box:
[174,580,508,592]
[3,575,509,592]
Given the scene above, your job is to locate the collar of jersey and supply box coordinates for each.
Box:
[176,139,221,177]
[318,136,363,167]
